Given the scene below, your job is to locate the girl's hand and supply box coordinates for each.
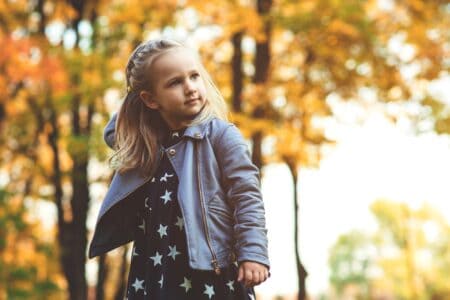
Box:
[237,261,270,288]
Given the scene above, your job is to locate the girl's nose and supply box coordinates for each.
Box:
[184,78,196,94]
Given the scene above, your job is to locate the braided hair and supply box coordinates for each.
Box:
[111,39,227,176]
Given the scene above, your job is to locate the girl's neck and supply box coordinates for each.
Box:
[164,119,186,131]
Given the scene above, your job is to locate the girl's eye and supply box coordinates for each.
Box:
[170,79,181,86]
[190,73,200,80]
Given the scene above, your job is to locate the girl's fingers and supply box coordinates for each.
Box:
[264,269,269,281]
[252,270,261,285]
[244,269,253,287]
[237,265,244,282]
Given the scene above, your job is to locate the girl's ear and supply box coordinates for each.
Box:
[139,90,159,110]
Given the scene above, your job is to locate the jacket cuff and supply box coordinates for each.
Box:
[237,252,270,270]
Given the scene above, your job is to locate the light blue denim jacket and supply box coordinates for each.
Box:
[88,114,270,272]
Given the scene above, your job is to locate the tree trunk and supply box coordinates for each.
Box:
[34,0,84,296]
[96,254,108,300]
[251,0,272,170]
[253,0,272,85]
[231,31,244,113]
[286,160,308,300]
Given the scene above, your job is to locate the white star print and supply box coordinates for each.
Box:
[157,224,168,238]
[226,280,234,292]
[171,131,179,138]
[149,251,163,266]
[151,177,156,182]
[248,293,255,300]
[132,247,139,256]
[160,190,172,204]
[138,219,145,233]
[168,245,181,260]
[160,172,174,182]
[131,278,144,292]
[179,277,192,292]
[174,216,184,230]
[158,275,164,288]
[203,284,215,299]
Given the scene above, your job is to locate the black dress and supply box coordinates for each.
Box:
[125,128,256,300]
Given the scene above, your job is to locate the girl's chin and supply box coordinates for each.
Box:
[186,102,206,120]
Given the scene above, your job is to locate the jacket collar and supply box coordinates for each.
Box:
[182,117,214,140]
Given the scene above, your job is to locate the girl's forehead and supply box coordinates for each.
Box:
[151,48,200,75]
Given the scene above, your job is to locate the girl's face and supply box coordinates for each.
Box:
[139,48,207,130]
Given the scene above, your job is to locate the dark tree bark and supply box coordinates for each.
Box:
[96,254,108,300]
[232,31,244,113]
[251,0,272,170]
[42,1,97,299]
[253,0,272,84]
[285,159,308,300]
[33,1,88,298]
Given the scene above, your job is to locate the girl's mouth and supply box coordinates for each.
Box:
[185,98,200,104]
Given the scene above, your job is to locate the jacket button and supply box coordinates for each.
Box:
[168,149,176,156]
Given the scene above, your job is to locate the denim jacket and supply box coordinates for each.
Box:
[88,113,270,272]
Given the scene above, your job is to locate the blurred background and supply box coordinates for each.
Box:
[0,0,449,299]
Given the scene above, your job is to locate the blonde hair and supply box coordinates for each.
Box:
[111,39,228,177]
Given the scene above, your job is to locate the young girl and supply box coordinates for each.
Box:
[88,39,270,300]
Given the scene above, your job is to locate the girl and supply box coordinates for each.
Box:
[88,39,270,300]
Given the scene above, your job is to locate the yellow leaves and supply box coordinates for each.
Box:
[107,0,177,26]
[186,0,264,40]
[82,69,102,92]
[231,112,274,138]
[274,122,302,158]
[277,0,314,19]
[4,90,28,117]
[41,55,69,95]
[328,19,360,39]
[331,199,450,298]
[295,0,317,15]
[66,135,89,162]
[272,119,321,168]
[243,83,269,110]
[406,0,426,15]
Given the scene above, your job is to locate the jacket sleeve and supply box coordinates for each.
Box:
[214,123,270,269]
[104,113,117,149]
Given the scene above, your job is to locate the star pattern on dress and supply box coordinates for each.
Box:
[157,224,168,238]
[149,251,163,266]
[158,275,164,288]
[160,172,174,182]
[226,280,235,292]
[131,278,144,292]
[160,190,172,204]
[174,216,184,231]
[127,149,252,300]
[179,277,192,293]
[171,131,180,138]
[168,245,181,260]
[203,284,215,299]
